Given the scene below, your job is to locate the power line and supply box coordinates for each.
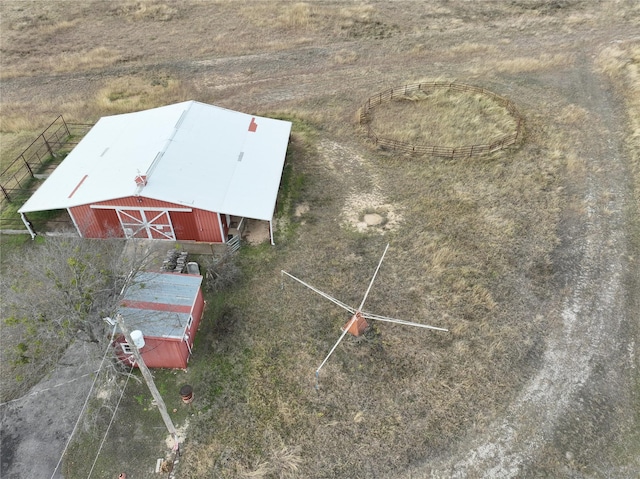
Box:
[0,370,100,408]
[86,364,134,479]
[49,324,118,479]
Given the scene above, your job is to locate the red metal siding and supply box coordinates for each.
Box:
[185,287,205,351]
[115,336,189,369]
[171,210,198,240]
[193,209,223,243]
[95,208,123,237]
[69,204,124,238]
[191,288,205,330]
[70,196,226,242]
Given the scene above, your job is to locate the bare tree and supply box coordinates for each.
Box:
[0,236,154,399]
[202,251,242,294]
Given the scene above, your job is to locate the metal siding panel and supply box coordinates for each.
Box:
[69,205,92,237]
[114,336,183,369]
[124,272,201,305]
[138,337,186,369]
[69,204,115,238]
[191,289,204,326]
[73,197,225,242]
[178,341,189,368]
[94,208,123,237]
[171,210,198,240]
[189,289,204,345]
[194,210,223,242]
[154,339,188,369]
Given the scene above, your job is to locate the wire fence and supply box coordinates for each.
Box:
[0,117,92,232]
[0,116,92,204]
[358,81,523,158]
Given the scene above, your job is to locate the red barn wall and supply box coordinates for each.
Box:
[69,205,122,238]
[115,336,189,369]
[191,208,224,243]
[171,210,198,240]
[69,196,227,242]
[191,287,205,329]
[186,287,205,349]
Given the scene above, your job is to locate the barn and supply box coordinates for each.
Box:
[114,271,205,369]
[18,101,292,245]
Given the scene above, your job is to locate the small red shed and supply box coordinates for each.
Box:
[114,271,205,369]
[19,101,292,244]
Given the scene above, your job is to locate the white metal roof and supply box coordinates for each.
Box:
[19,101,292,221]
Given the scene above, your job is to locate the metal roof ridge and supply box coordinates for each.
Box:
[136,101,196,195]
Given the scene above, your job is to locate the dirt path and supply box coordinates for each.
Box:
[0,344,101,479]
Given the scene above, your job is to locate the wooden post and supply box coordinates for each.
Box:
[115,314,178,446]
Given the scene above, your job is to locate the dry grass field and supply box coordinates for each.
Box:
[1,1,639,478]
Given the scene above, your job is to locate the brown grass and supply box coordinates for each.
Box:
[94,76,191,115]
[368,86,519,146]
[279,3,314,30]
[49,47,123,74]
[1,1,638,478]
[597,41,640,208]
[171,97,564,476]
[110,0,178,22]
[472,53,573,75]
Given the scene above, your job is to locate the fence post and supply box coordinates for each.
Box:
[43,135,56,162]
[60,115,70,137]
[21,154,34,178]
[1,184,10,202]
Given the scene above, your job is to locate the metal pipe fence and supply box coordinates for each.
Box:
[0,117,92,205]
[358,82,523,158]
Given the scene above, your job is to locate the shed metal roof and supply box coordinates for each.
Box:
[19,101,292,222]
[117,272,202,340]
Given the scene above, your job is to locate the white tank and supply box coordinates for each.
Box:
[130,330,145,349]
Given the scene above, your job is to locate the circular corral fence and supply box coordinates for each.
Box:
[358,82,523,158]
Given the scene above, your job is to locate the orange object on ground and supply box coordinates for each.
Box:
[342,311,368,337]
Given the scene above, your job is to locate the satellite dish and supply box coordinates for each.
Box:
[130,330,145,349]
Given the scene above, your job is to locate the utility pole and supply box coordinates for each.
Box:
[115,314,178,447]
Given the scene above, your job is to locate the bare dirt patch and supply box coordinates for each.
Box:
[244,219,271,245]
[342,191,403,233]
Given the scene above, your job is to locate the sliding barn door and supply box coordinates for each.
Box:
[116,209,176,240]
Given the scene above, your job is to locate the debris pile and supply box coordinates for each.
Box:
[161,250,189,273]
